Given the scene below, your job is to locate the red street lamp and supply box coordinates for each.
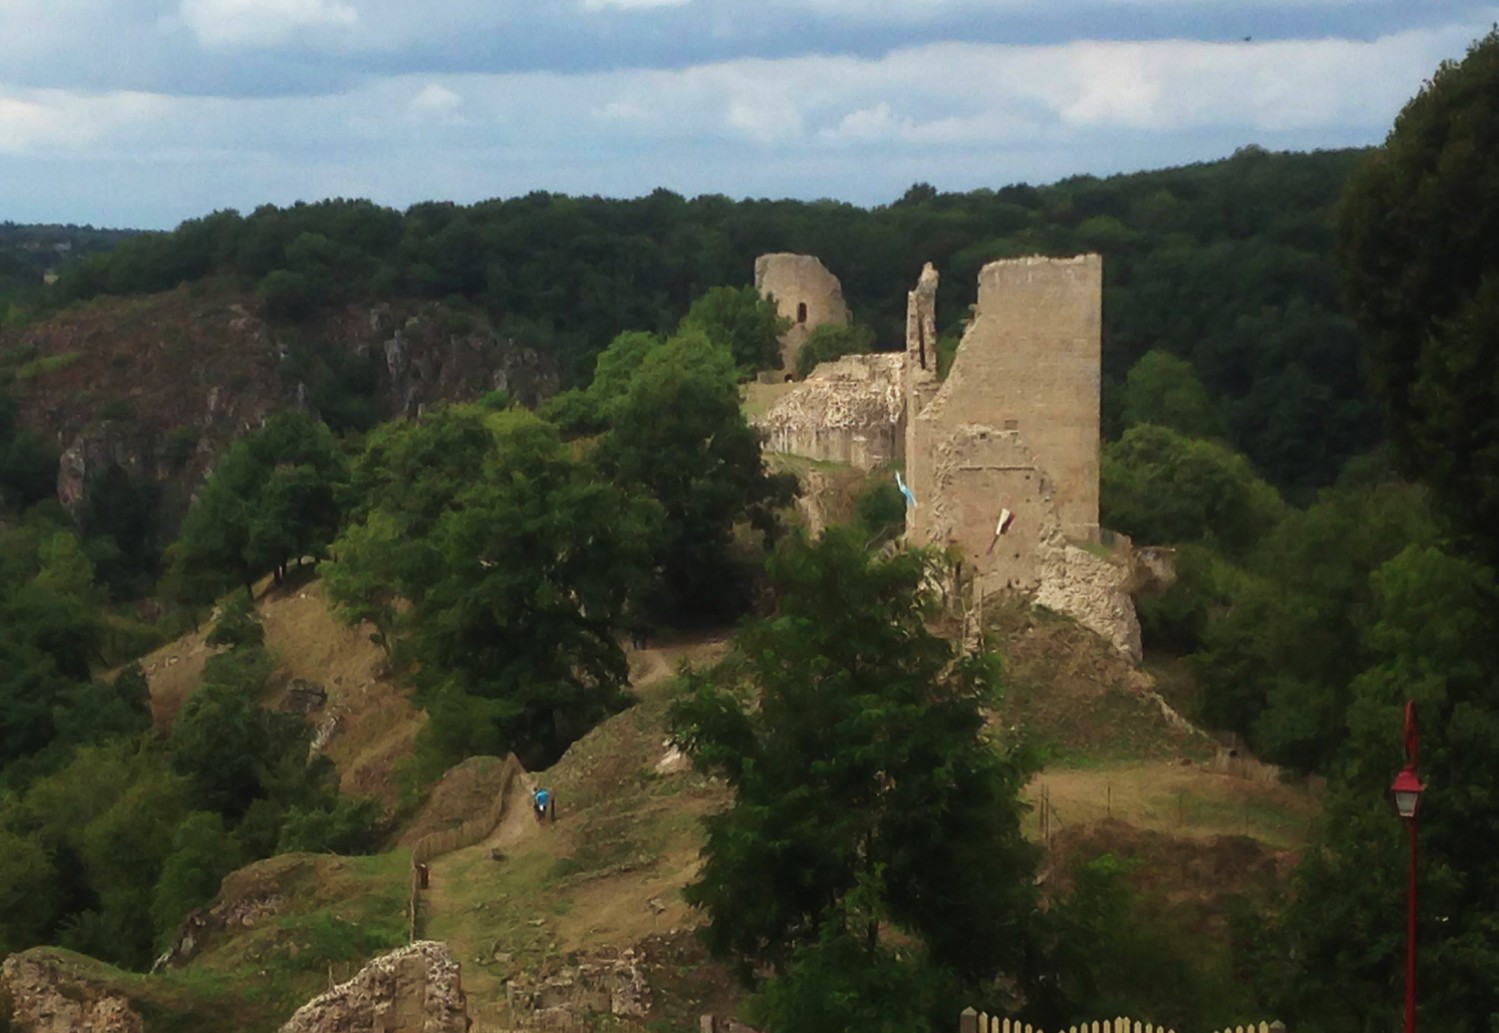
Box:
[1391,701,1425,1033]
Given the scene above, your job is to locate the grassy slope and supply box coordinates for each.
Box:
[8,852,411,1033]
[63,564,1314,1031]
[423,635,736,1032]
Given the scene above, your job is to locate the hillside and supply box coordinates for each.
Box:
[0,282,559,532]
[2,575,1318,1033]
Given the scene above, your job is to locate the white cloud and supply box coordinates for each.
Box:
[180,0,358,47]
[410,83,463,113]
[3,14,1495,227]
[0,89,167,154]
[580,0,692,9]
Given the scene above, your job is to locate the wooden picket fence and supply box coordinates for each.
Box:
[960,1009,1286,1033]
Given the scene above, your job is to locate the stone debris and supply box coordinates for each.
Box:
[505,946,650,1028]
[0,952,144,1033]
[752,354,906,470]
[278,940,468,1033]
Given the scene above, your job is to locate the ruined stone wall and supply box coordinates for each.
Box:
[752,353,904,469]
[908,255,1101,543]
[902,255,1137,660]
[754,253,851,374]
[278,940,467,1033]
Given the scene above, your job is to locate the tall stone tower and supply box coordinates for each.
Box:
[904,255,1102,593]
[754,253,852,374]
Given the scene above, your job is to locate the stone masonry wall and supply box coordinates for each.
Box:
[754,253,851,374]
[908,255,1101,543]
[752,353,905,469]
[278,940,467,1033]
[902,255,1139,660]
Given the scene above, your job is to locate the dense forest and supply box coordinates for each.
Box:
[2,143,1372,496]
[3,27,1499,1031]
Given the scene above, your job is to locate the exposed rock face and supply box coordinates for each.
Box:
[0,952,144,1033]
[56,419,167,516]
[279,940,467,1033]
[283,678,328,714]
[3,289,561,523]
[368,307,559,417]
[752,353,905,469]
[754,253,852,374]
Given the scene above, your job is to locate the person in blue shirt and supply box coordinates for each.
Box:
[533,787,552,823]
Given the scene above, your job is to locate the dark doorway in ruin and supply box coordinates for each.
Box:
[796,302,808,323]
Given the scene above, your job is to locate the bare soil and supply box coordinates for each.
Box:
[139,574,423,806]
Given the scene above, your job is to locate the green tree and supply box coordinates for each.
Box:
[167,647,329,819]
[1337,29,1499,563]
[0,828,59,955]
[277,797,383,855]
[404,411,660,769]
[794,322,876,378]
[1101,425,1284,555]
[171,411,347,598]
[671,530,1037,989]
[11,740,192,968]
[1119,350,1226,440]
[1191,480,1436,770]
[1269,544,1499,1030]
[681,285,789,373]
[151,812,243,947]
[596,332,794,621]
[751,870,950,1033]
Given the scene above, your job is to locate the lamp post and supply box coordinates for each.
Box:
[1391,700,1425,1033]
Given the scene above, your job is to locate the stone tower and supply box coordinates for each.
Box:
[754,253,852,374]
[904,254,1102,593]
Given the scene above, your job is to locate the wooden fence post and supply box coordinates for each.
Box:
[960,1007,978,1033]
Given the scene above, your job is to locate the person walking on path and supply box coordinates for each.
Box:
[532,787,553,824]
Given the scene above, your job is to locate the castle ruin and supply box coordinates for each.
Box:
[754,253,1143,661]
[753,253,852,373]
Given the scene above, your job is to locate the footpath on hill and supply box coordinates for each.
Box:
[417,633,735,1031]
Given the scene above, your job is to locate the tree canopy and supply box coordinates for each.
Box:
[1337,29,1499,563]
[671,529,1037,990]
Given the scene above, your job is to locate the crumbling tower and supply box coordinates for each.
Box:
[904,255,1102,593]
[754,253,852,374]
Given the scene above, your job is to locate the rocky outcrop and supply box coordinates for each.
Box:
[3,287,562,524]
[0,952,143,1033]
[363,305,560,416]
[55,420,167,516]
[283,678,328,713]
[279,940,467,1033]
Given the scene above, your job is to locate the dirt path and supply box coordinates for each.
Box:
[422,767,542,1015]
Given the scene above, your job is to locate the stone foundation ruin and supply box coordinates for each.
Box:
[753,253,1145,661]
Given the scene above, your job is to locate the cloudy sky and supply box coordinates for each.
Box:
[1,0,1495,229]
